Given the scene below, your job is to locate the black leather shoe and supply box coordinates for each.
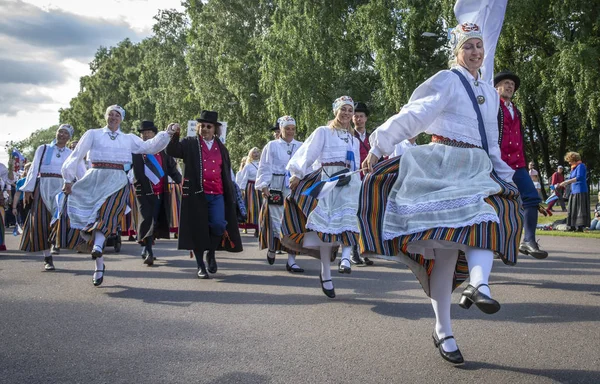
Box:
[350,249,364,265]
[286,263,304,273]
[197,267,209,279]
[206,251,218,274]
[459,283,501,314]
[519,241,548,259]
[128,235,136,242]
[363,257,374,266]
[93,264,105,287]
[319,274,335,298]
[432,332,464,365]
[43,256,55,271]
[91,245,103,260]
[267,250,276,265]
[338,259,352,274]
[143,253,154,266]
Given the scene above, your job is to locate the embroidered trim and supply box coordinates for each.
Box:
[386,194,489,215]
[382,213,500,240]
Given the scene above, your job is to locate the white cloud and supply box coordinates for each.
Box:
[0,0,184,165]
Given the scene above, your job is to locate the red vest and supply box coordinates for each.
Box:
[354,130,371,179]
[201,140,223,195]
[499,102,526,170]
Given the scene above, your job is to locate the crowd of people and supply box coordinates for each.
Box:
[0,6,596,366]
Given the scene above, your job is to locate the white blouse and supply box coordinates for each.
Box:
[62,127,171,183]
[237,161,260,190]
[21,144,75,192]
[255,138,303,190]
[391,139,418,158]
[287,126,361,180]
[369,65,514,181]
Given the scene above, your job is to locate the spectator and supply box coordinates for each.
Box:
[589,192,600,230]
[528,161,542,198]
[548,165,566,212]
[560,152,589,232]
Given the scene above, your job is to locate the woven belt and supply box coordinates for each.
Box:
[91,162,125,170]
[322,162,347,167]
[40,173,62,178]
[431,135,481,149]
[273,173,286,176]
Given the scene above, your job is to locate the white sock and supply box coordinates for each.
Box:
[340,245,351,268]
[93,256,104,279]
[93,231,106,249]
[465,247,494,297]
[42,249,50,257]
[320,246,333,290]
[430,248,459,352]
[287,253,297,267]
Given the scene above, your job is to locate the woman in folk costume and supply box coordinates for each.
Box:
[256,116,304,273]
[280,97,361,298]
[60,105,175,286]
[235,156,247,187]
[165,111,243,279]
[238,148,262,236]
[360,0,522,364]
[19,124,80,270]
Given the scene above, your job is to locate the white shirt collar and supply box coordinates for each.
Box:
[454,65,479,83]
[102,126,122,134]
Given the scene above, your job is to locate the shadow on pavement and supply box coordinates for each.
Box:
[458,361,600,384]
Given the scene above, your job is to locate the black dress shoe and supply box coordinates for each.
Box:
[128,235,136,242]
[459,283,501,314]
[286,263,304,273]
[267,250,276,265]
[197,267,209,279]
[519,241,548,259]
[350,253,364,265]
[363,257,374,266]
[338,259,352,274]
[43,256,55,271]
[206,251,218,274]
[143,253,154,266]
[319,274,335,298]
[432,332,464,365]
[93,264,105,287]
[91,245,103,260]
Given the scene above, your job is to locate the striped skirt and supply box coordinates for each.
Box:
[280,168,360,259]
[53,185,131,251]
[358,155,523,296]
[258,200,297,254]
[240,180,260,229]
[168,182,182,233]
[0,208,5,249]
[119,185,138,236]
[20,183,52,252]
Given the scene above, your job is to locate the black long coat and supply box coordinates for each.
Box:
[165,134,243,253]
[132,151,182,242]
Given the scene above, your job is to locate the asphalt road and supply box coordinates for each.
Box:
[1,231,599,384]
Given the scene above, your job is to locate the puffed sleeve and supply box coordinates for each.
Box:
[255,142,273,191]
[130,131,171,154]
[287,127,326,179]
[369,70,454,158]
[62,130,93,183]
[21,145,45,192]
[238,165,250,190]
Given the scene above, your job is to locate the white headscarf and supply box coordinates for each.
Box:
[105,104,125,120]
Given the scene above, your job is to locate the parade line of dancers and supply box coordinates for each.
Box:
[7,13,558,365]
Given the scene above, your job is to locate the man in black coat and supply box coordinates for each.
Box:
[132,120,182,265]
[165,111,243,279]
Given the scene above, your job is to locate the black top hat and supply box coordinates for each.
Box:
[196,110,222,126]
[138,120,158,133]
[270,119,280,131]
[494,70,520,92]
[354,102,370,116]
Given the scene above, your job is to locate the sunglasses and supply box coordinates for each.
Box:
[199,123,215,129]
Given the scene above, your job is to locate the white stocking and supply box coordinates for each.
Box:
[93,256,105,279]
[287,253,298,267]
[464,247,494,297]
[93,230,106,248]
[340,245,351,268]
[42,249,50,257]
[430,248,459,352]
[319,246,333,290]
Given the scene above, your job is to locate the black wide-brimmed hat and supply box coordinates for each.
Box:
[196,110,222,126]
[494,70,520,92]
[354,102,370,116]
[138,120,158,133]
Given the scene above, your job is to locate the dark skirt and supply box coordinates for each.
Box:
[20,183,51,252]
[567,192,590,228]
